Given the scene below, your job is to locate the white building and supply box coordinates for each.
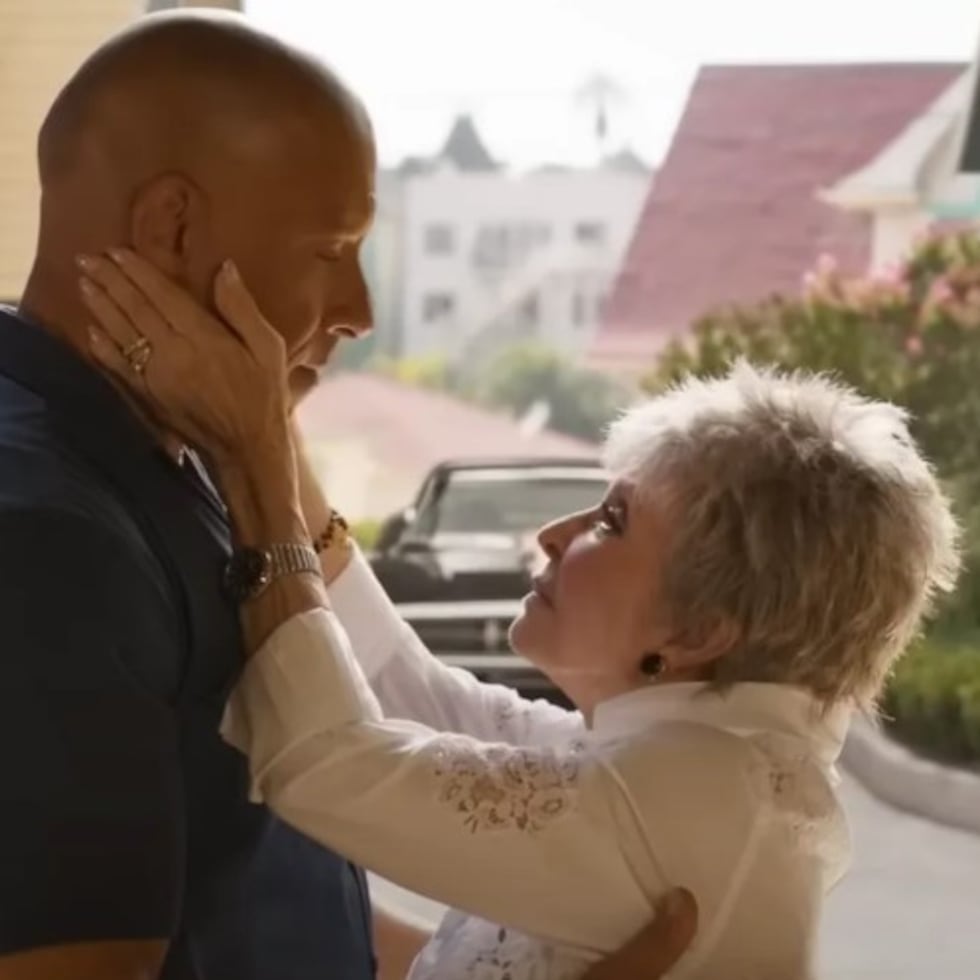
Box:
[370,116,650,363]
[822,41,980,270]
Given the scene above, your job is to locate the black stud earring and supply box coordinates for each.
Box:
[640,652,665,679]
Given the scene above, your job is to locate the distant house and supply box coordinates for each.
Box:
[371,115,651,365]
[296,372,597,521]
[592,63,966,374]
[823,44,980,268]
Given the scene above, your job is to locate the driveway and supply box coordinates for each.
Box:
[818,771,980,979]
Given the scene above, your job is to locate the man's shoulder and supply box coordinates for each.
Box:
[0,374,132,520]
[0,377,177,608]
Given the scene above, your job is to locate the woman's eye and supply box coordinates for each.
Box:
[594,503,623,536]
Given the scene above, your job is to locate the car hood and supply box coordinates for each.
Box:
[427,532,529,575]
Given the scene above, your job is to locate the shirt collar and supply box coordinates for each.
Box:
[0,305,159,461]
[590,681,851,766]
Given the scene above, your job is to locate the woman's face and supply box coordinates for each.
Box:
[509,479,671,708]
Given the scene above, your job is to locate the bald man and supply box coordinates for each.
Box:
[0,10,695,980]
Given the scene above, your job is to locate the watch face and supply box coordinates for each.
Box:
[224,548,272,601]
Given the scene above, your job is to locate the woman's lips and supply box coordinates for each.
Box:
[530,577,554,608]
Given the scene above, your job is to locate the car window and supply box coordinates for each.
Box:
[414,473,604,536]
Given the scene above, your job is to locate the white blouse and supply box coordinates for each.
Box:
[222,551,853,980]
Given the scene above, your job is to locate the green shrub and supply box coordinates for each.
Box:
[349,519,381,551]
[882,640,980,766]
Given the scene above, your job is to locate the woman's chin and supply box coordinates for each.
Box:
[509,606,553,667]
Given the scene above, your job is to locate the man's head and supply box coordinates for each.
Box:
[24,9,375,373]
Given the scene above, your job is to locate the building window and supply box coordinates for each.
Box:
[574,221,606,245]
[521,293,539,327]
[424,224,455,255]
[422,292,456,323]
[532,223,553,246]
[473,224,510,271]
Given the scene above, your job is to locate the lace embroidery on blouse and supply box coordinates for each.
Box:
[491,701,529,740]
[432,737,581,833]
[411,913,585,980]
[746,733,844,860]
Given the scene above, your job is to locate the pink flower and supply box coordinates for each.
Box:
[928,278,954,305]
[875,262,907,286]
[815,253,838,277]
[905,334,924,357]
[802,270,820,294]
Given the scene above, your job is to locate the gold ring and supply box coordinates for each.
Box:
[122,336,152,374]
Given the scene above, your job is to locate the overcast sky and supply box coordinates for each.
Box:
[247,0,980,168]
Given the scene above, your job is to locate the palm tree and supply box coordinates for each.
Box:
[575,73,627,159]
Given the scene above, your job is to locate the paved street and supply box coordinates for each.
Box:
[819,772,980,980]
[370,770,980,978]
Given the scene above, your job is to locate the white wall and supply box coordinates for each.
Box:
[869,206,932,271]
[399,165,648,359]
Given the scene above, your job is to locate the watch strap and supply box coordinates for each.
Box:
[267,542,321,578]
[224,543,322,603]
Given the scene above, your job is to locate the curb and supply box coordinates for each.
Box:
[841,715,980,836]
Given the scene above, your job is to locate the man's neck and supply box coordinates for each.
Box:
[20,258,90,358]
[19,261,187,464]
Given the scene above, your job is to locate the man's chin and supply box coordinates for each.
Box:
[288,365,321,411]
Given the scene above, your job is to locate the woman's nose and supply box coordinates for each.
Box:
[537,510,587,561]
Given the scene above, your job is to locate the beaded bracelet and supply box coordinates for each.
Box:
[312,509,351,554]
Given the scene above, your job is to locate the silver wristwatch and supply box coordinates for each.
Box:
[223,543,322,602]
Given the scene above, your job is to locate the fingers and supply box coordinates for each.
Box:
[580,888,698,980]
[87,324,146,392]
[77,254,171,349]
[644,888,698,975]
[103,248,210,340]
[213,260,285,364]
[78,273,147,361]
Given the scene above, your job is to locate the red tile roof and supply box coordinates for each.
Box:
[298,371,596,474]
[594,63,964,370]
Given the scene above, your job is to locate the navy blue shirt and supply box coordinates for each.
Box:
[0,308,376,980]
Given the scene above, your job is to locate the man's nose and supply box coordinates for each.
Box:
[326,265,373,338]
[345,270,373,337]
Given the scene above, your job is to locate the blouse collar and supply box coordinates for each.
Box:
[590,681,851,766]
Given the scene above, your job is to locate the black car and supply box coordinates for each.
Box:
[370,457,605,694]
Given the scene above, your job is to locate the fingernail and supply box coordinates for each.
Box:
[76,254,94,270]
[222,259,240,281]
[79,276,96,295]
[87,325,102,348]
[107,247,126,264]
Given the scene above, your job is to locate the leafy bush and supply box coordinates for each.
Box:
[350,519,382,551]
[473,342,631,442]
[370,343,625,442]
[882,641,980,766]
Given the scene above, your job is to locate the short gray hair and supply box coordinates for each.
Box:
[602,362,960,708]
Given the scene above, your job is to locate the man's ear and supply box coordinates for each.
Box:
[128,173,204,279]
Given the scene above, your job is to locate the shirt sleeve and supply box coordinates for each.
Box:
[0,508,185,954]
[222,609,763,955]
[327,549,586,745]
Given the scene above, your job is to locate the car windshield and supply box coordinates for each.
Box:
[416,469,605,536]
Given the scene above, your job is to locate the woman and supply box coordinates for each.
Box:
[80,252,959,980]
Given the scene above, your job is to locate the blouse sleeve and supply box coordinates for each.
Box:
[326,549,585,745]
[222,609,768,955]
[223,610,772,953]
